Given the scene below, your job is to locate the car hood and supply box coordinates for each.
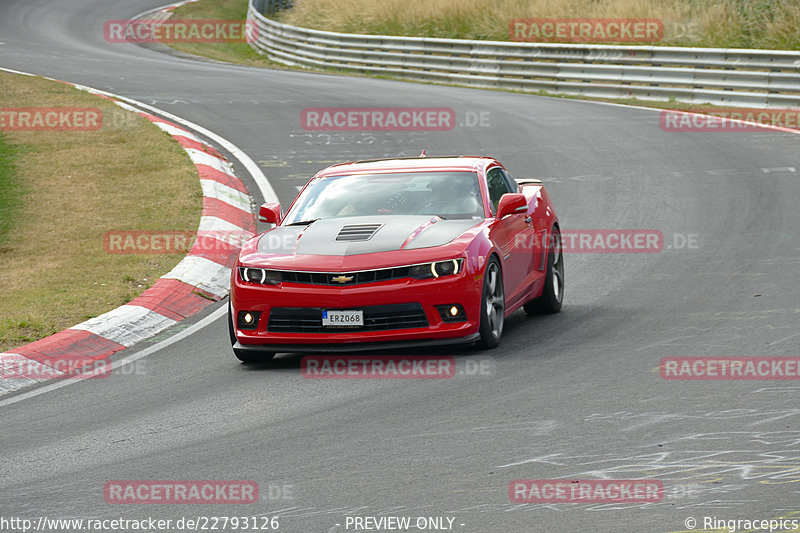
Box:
[257,216,480,257]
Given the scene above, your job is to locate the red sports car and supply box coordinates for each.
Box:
[228,155,563,362]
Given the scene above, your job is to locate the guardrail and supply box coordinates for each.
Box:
[247,1,800,108]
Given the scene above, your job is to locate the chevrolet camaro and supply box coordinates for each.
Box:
[228,155,563,362]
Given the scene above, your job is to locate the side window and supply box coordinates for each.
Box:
[486,168,513,214]
[501,169,519,193]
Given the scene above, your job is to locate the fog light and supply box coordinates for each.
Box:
[237,310,261,330]
[435,304,467,323]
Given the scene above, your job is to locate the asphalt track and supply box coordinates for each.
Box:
[1,1,800,532]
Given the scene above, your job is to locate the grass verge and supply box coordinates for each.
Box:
[0,137,26,247]
[277,0,800,49]
[0,72,202,352]
[166,0,275,66]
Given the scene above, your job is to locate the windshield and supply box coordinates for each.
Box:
[282,171,485,225]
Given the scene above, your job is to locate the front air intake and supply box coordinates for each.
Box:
[335,223,383,242]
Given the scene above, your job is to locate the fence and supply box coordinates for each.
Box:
[248,1,800,108]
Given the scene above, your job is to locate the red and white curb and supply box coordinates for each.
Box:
[0,76,258,394]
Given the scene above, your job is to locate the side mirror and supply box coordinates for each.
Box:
[496,193,528,219]
[258,203,281,225]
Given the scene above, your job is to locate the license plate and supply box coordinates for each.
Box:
[322,309,364,327]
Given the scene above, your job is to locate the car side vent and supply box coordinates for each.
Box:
[336,223,383,242]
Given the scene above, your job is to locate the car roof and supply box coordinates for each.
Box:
[315,156,500,177]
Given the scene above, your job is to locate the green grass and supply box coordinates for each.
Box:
[0,71,202,352]
[0,137,27,247]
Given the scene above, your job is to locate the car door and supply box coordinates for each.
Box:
[486,167,531,307]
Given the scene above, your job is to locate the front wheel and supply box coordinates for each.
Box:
[228,301,275,364]
[477,257,505,349]
[524,226,564,315]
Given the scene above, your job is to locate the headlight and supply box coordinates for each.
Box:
[238,267,281,285]
[409,259,463,280]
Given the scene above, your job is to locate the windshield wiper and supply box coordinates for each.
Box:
[286,218,320,226]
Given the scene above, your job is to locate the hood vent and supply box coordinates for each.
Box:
[335,223,383,242]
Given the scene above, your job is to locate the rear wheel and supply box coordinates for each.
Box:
[228,301,275,363]
[524,226,564,315]
[477,257,504,349]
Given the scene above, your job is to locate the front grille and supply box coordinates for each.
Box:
[281,266,412,286]
[335,223,383,242]
[268,303,429,333]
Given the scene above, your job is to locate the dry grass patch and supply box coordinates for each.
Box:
[278,0,800,48]
[0,72,201,351]
[167,0,800,69]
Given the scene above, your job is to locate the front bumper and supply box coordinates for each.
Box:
[231,270,482,350]
[232,333,481,354]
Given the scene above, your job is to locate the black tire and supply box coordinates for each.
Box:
[524,226,564,315]
[228,301,275,363]
[476,257,505,349]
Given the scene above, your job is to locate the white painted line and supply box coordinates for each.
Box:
[71,305,178,347]
[161,255,231,298]
[0,67,35,76]
[767,332,800,346]
[582,99,800,137]
[0,305,227,408]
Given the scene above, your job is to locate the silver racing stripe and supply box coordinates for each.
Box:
[257,216,480,256]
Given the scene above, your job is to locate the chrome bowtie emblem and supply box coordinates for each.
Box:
[331,275,354,284]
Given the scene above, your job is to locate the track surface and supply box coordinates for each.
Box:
[1,1,799,532]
